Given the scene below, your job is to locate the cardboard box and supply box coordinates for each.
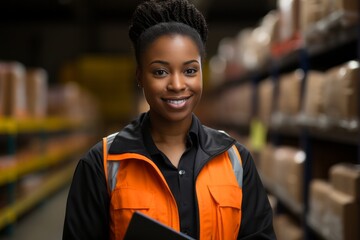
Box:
[273,147,305,206]
[274,215,303,240]
[277,0,300,42]
[300,0,330,31]
[327,189,359,240]
[215,83,253,125]
[0,62,27,118]
[277,70,303,116]
[258,78,274,125]
[324,61,359,121]
[258,144,275,185]
[302,71,327,118]
[308,179,333,236]
[330,163,360,200]
[26,68,48,118]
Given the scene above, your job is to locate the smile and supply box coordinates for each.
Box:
[162,96,191,108]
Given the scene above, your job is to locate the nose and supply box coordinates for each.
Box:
[167,73,186,92]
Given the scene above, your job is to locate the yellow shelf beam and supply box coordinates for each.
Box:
[0,161,76,230]
[0,141,88,186]
[0,117,81,134]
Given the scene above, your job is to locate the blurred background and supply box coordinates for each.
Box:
[0,0,359,239]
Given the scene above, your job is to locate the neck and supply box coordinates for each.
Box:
[149,112,192,145]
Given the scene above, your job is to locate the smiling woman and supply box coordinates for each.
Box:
[62,1,276,240]
[139,34,202,124]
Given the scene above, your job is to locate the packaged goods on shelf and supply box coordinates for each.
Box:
[209,55,227,86]
[301,0,358,44]
[213,83,252,126]
[18,173,45,197]
[235,11,278,72]
[309,176,360,240]
[258,78,274,125]
[25,68,48,118]
[47,82,99,123]
[274,214,303,240]
[300,0,337,43]
[300,70,327,127]
[0,62,27,118]
[327,188,359,240]
[272,70,303,125]
[330,163,360,200]
[308,179,333,237]
[235,28,270,71]
[273,147,305,208]
[259,145,305,213]
[0,155,16,170]
[300,0,333,31]
[258,144,276,186]
[217,37,243,80]
[277,0,300,42]
[335,0,359,26]
[323,60,359,129]
[59,56,134,125]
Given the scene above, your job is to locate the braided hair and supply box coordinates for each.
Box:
[129,0,208,64]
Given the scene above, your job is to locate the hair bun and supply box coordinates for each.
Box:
[129,0,208,45]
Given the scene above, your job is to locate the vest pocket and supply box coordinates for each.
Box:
[112,187,153,210]
[111,187,154,239]
[208,185,242,240]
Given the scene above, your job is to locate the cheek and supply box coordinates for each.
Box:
[192,76,203,92]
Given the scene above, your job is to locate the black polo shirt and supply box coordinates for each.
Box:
[141,115,198,239]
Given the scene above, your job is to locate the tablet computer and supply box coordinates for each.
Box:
[124,211,196,240]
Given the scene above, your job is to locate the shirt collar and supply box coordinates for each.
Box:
[141,112,199,156]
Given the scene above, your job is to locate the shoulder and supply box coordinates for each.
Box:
[77,140,104,173]
[197,124,236,155]
[233,142,252,161]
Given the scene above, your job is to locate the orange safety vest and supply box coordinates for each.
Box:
[103,133,243,240]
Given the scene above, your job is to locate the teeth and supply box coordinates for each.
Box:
[167,99,187,105]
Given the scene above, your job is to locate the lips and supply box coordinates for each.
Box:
[162,96,191,108]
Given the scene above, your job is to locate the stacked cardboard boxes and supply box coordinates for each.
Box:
[308,163,360,240]
[0,62,48,119]
[259,145,305,212]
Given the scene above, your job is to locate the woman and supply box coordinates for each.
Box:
[63,0,275,239]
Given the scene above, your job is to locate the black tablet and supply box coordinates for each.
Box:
[124,211,196,240]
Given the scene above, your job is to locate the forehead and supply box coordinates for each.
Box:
[140,34,201,64]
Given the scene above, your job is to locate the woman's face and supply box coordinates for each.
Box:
[138,34,203,123]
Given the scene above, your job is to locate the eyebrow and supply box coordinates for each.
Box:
[149,59,200,66]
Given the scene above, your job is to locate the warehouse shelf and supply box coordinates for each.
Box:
[0,136,90,186]
[0,117,82,134]
[0,116,95,233]
[208,11,359,239]
[0,161,77,230]
[260,174,304,217]
[216,26,358,90]
[306,25,358,58]
[269,115,359,145]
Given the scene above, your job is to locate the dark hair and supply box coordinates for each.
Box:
[129,0,208,64]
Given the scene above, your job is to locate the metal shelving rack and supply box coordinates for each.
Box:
[0,117,92,234]
[209,24,359,239]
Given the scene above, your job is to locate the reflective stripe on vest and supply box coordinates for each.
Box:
[103,132,243,191]
[104,132,119,192]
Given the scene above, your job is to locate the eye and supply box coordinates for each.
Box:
[184,68,198,76]
[153,69,168,77]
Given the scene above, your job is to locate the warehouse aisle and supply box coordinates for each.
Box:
[1,186,70,240]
